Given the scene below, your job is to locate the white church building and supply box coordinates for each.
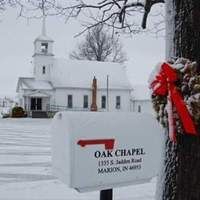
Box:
[16,19,134,117]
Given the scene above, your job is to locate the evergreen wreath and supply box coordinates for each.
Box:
[151,58,200,136]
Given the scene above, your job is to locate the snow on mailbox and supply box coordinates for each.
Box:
[52,112,164,192]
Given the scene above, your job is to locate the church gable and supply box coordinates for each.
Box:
[16,77,53,92]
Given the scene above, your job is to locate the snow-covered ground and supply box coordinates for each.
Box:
[0,118,156,200]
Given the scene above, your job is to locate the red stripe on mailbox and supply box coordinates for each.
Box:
[77,139,115,150]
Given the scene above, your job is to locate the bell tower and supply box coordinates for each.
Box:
[33,17,54,81]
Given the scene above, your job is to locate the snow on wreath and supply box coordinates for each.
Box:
[149,58,200,142]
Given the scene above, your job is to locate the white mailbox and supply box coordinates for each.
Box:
[52,112,164,192]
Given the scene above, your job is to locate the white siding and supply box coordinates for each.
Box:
[55,88,90,109]
[33,55,54,81]
[97,89,131,112]
[132,100,154,114]
[54,88,132,112]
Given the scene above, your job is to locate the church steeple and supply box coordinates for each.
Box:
[33,17,54,57]
[42,16,47,36]
[33,17,54,81]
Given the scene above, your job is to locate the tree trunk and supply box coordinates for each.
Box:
[174,0,200,64]
[157,1,200,200]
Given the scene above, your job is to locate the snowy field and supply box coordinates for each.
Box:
[0,118,156,200]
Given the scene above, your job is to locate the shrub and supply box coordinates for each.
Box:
[47,111,56,118]
[12,106,25,118]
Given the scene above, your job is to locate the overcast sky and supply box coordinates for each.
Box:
[0,8,165,97]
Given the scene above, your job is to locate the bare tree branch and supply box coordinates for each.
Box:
[70,25,127,63]
[0,0,165,35]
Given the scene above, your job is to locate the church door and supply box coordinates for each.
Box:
[31,98,42,111]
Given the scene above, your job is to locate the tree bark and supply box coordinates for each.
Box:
[157,1,200,200]
[165,0,175,59]
[174,0,200,64]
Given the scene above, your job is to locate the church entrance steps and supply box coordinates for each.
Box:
[31,111,48,118]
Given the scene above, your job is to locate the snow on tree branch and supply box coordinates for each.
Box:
[0,0,165,34]
[57,0,165,31]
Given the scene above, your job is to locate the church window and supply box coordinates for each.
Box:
[83,95,88,108]
[67,95,73,108]
[41,43,48,53]
[116,96,121,109]
[101,96,106,109]
[138,105,141,113]
[42,66,46,74]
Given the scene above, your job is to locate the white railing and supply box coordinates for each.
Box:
[46,104,90,112]
[46,104,106,112]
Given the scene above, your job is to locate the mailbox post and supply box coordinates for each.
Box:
[100,75,113,200]
[100,189,112,200]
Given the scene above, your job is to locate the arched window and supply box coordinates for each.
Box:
[42,66,46,74]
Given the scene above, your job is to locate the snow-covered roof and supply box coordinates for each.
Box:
[34,17,53,43]
[34,35,54,43]
[16,77,53,92]
[51,59,132,90]
[132,85,151,100]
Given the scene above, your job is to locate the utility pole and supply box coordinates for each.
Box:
[106,75,109,111]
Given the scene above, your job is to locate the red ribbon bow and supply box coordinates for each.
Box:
[150,62,197,142]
